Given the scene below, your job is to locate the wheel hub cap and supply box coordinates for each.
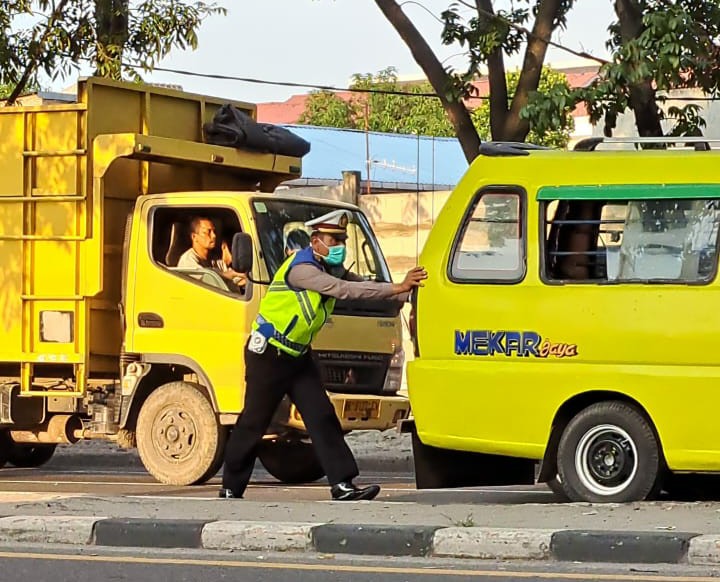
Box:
[155,408,197,461]
[575,424,638,496]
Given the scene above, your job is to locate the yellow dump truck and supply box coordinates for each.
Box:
[0,77,409,485]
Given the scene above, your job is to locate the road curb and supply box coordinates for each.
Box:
[1,516,718,564]
[202,521,319,552]
[550,530,698,564]
[93,518,208,548]
[312,524,440,557]
[433,527,554,560]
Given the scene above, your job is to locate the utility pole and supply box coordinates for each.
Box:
[364,99,371,195]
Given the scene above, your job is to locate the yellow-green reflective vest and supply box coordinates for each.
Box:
[252,247,336,356]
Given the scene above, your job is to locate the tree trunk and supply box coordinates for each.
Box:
[614,0,664,137]
[477,0,509,140]
[374,0,480,162]
[95,0,129,80]
[504,0,564,141]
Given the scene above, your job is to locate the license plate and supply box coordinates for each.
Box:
[342,399,380,420]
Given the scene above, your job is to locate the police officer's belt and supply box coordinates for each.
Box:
[255,315,308,355]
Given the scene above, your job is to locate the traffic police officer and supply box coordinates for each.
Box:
[220,209,427,501]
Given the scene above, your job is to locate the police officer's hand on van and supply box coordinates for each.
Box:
[394,266,428,294]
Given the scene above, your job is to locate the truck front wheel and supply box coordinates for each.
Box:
[137,382,224,486]
[258,439,325,484]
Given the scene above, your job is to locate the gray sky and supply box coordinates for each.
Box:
[67,1,617,103]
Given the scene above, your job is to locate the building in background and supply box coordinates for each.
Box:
[258,64,601,147]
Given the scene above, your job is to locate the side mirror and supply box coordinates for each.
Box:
[231,232,253,273]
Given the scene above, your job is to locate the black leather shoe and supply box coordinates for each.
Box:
[218,488,240,499]
[330,481,381,501]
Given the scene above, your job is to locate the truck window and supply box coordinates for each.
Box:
[449,190,525,282]
[252,199,391,282]
[149,206,246,296]
[544,197,720,283]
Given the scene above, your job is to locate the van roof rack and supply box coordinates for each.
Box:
[478,141,551,157]
[573,136,720,151]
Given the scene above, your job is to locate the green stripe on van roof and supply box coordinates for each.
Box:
[537,184,720,201]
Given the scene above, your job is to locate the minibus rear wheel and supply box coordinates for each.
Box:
[557,401,660,503]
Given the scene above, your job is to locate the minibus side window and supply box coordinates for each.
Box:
[544,197,720,284]
[449,190,525,282]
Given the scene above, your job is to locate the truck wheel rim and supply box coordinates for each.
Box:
[154,407,197,462]
[575,424,637,496]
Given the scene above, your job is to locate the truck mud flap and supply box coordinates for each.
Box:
[411,427,535,489]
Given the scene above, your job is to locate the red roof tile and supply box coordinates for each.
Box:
[257,66,600,124]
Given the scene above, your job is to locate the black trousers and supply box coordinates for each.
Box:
[222,343,359,497]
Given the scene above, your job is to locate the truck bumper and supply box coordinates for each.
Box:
[285,393,411,432]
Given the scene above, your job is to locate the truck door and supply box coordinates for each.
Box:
[126,200,258,413]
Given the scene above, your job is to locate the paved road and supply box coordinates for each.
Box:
[0,462,557,504]
[7,456,720,535]
[0,546,718,582]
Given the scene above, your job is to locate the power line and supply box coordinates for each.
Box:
[125,0,621,102]
[129,64,444,98]
[131,63,720,103]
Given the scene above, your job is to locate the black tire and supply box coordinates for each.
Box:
[0,431,11,469]
[136,382,224,486]
[557,401,660,503]
[197,426,229,483]
[546,475,570,501]
[258,439,325,484]
[7,444,57,468]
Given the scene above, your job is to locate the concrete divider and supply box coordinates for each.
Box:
[0,515,100,545]
[687,535,720,565]
[550,530,698,564]
[202,521,319,552]
[312,524,439,557]
[1,515,720,565]
[433,527,554,560]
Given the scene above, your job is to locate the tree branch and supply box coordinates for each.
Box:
[505,0,563,140]
[614,0,663,137]
[473,2,609,65]
[5,0,72,105]
[375,0,480,162]
[477,0,509,139]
